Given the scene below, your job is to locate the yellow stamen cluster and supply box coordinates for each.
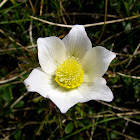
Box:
[55,57,84,89]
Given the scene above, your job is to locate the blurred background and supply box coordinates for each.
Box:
[0,0,140,139]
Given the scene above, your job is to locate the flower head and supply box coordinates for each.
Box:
[24,25,116,113]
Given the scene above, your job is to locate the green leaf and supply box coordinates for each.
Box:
[110,132,118,139]
[14,130,21,140]
[14,101,24,108]
[124,1,129,15]
[65,122,74,134]
[32,96,43,103]
[1,86,13,103]
[125,23,131,33]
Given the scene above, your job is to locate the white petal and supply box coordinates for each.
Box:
[24,68,83,113]
[47,86,83,113]
[24,67,52,98]
[62,25,92,59]
[79,81,113,103]
[37,37,66,75]
[81,46,116,82]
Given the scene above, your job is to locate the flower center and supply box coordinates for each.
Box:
[55,57,84,89]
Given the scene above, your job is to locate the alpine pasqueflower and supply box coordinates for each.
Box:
[24,25,116,113]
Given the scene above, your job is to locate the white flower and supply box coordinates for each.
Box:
[24,25,116,113]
